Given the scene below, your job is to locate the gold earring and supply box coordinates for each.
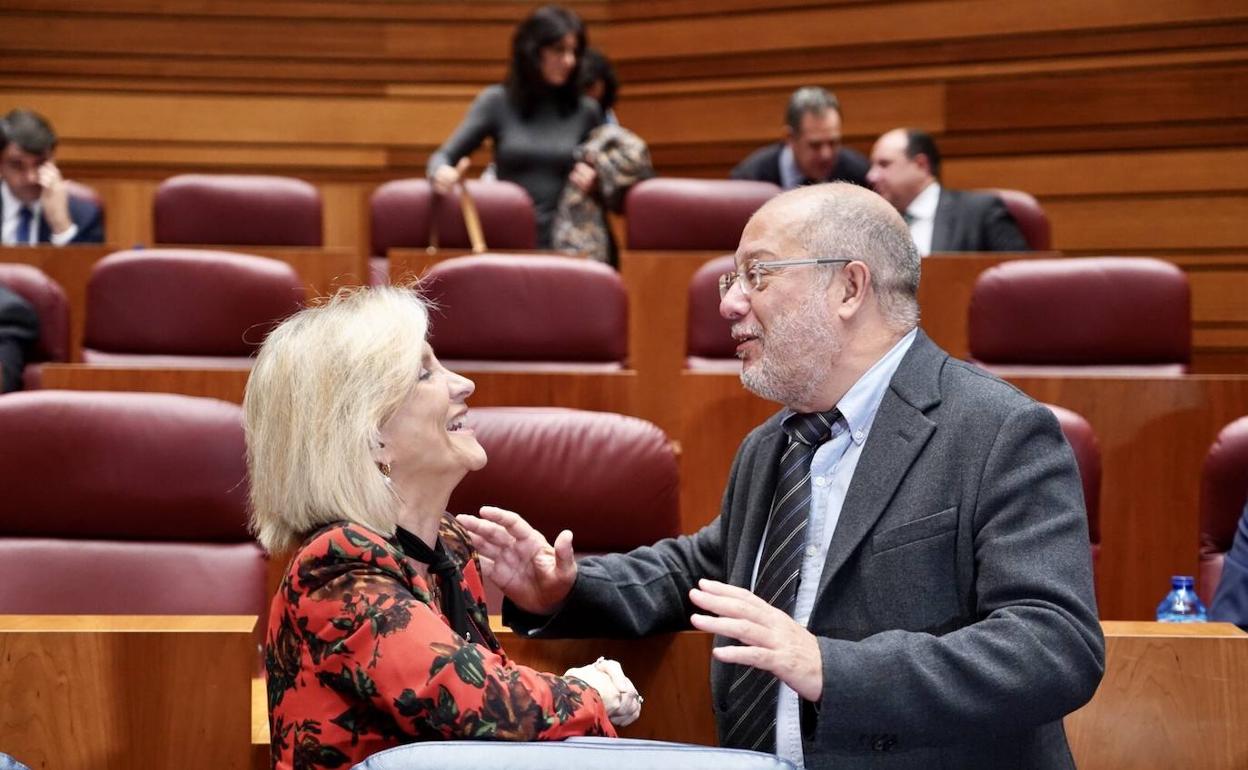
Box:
[378,461,392,477]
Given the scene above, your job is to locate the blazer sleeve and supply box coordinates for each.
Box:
[1211,505,1248,629]
[69,197,105,244]
[274,525,615,743]
[809,400,1104,750]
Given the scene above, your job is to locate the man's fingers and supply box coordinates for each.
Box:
[454,156,471,175]
[688,585,774,624]
[689,612,769,646]
[479,506,544,543]
[455,514,515,553]
[711,643,771,670]
[552,529,576,565]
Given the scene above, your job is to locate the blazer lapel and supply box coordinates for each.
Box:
[731,422,787,589]
[930,188,957,253]
[814,331,944,599]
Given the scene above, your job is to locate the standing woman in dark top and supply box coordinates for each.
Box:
[428,5,602,247]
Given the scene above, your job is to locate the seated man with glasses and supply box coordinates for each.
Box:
[460,182,1104,769]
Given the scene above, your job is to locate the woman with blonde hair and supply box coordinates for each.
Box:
[246,286,639,768]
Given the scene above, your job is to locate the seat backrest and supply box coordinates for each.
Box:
[0,263,69,364]
[686,254,737,366]
[1044,403,1102,573]
[370,179,537,258]
[355,737,797,770]
[84,248,304,359]
[448,407,679,552]
[153,174,323,246]
[625,178,779,250]
[968,257,1190,370]
[1199,415,1248,605]
[983,188,1050,251]
[0,390,265,615]
[424,254,628,364]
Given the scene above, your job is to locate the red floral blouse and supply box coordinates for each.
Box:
[264,517,614,769]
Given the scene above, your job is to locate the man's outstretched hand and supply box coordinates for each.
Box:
[456,506,577,616]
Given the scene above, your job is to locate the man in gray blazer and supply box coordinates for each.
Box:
[460,183,1103,768]
[867,127,1029,256]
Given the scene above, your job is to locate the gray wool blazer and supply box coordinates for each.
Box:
[508,330,1105,769]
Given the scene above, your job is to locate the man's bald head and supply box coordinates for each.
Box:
[749,183,921,331]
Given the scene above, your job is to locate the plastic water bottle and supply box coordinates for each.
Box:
[1155,575,1207,622]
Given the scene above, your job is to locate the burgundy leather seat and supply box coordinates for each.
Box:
[153,174,322,246]
[984,188,1050,251]
[0,390,265,616]
[423,254,628,370]
[625,178,780,250]
[448,407,680,611]
[1044,403,1102,581]
[1198,415,1248,606]
[370,179,536,285]
[83,248,304,367]
[968,257,1190,376]
[686,254,738,371]
[0,263,69,389]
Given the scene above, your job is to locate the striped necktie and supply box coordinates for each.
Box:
[721,407,840,753]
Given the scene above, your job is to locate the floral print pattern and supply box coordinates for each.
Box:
[265,517,613,769]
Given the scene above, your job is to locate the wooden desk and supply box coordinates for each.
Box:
[1,245,366,361]
[0,614,256,770]
[1066,621,1248,769]
[249,620,1246,768]
[679,370,1248,619]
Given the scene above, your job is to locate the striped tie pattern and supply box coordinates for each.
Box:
[721,407,839,753]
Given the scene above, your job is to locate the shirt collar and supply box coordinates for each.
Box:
[832,328,918,446]
[778,144,802,190]
[906,181,941,222]
[1,181,40,220]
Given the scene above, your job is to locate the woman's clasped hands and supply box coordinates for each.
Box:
[564,656,642,727]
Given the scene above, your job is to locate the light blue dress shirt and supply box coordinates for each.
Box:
[750,328,917,767]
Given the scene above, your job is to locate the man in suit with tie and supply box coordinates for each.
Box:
[867,127,1028,256]
[460,183,1103,769]
[1,108,104,247]
[731,87,869,190]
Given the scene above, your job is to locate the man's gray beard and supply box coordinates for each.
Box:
[739,293,839,409]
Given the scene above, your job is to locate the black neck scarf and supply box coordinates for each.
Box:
[394,527,481,645]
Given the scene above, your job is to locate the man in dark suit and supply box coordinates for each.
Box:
[867,127,1028,255]
[460,183,1103,768]
[1,109,103,247]
[731,87,869,190]
[0,285,38,392]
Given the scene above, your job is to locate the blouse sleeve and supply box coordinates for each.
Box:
[427,87,500,177]
[283,525,615,742]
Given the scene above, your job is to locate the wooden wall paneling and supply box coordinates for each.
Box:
[0,614,256,770]
[1065,621,1248,770]
[38,364,251,402]
[1043,195,1248,253]
[619,249,727,436]
[1004,374,1248,620]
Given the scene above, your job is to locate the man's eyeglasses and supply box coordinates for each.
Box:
[718,258,853,298]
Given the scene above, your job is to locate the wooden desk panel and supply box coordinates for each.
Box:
[1066,621,1248,769]
[1,245,366,361]
[679,371,1248,620]
[247,622,1247,768]
[39,363,251,402]
[0,614,256,770]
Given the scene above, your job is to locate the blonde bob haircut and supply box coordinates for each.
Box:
[244,285,429,553]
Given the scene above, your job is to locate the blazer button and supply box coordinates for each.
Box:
[872,736,896,752]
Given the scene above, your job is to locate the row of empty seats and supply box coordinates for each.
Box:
[3,387,1243,616]
[69,174,1054,257]
[0,253,1194,387]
